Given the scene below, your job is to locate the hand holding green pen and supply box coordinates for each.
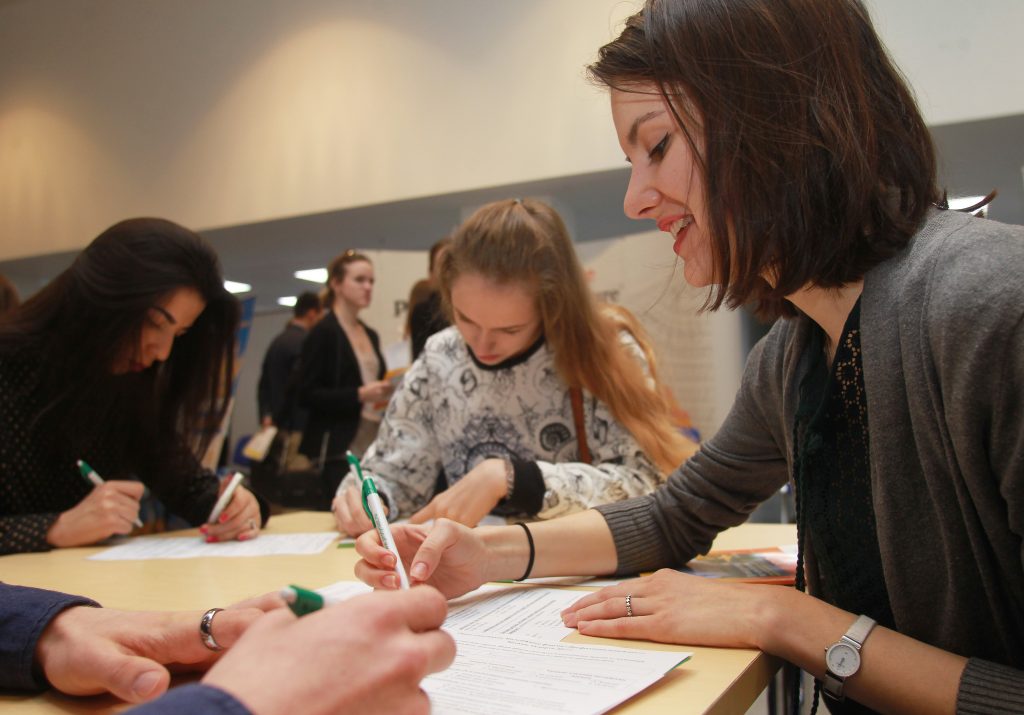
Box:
[347,451,410,589]
[47,460,147,547]
[77,459,144,528]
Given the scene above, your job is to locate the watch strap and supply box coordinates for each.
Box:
[823,614,876,701]
[844,614,876,648]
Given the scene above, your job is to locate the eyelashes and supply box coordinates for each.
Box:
[648,133,670,161]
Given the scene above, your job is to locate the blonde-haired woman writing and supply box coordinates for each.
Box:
[332,198,696,535]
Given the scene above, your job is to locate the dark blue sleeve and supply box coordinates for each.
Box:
[126,684,251,715]
[0,584,99,692]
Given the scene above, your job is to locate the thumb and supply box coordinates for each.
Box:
[101,653,171,703]
[408,520,458,582]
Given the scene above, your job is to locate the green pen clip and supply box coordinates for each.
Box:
[360,475,379,523]
[346,451,374,522]
[280,584,325,617]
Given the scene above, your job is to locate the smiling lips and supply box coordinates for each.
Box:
[657,215,694,256]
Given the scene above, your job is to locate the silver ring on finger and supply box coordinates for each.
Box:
[625,593,634,617]
[200,607,225,651]
[248,518,257,531]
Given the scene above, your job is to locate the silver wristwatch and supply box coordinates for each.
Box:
[823,614,876,701]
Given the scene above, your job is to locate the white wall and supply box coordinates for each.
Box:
[1,0,1022,261]
[864,0,1024,126]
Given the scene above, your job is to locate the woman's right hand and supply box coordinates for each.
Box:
[354,518,490,599]
[357,379,394,405]
[47,480,146,547]
[332,484,378,536]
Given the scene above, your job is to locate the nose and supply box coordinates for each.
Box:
[474,330,497,356]
[149,333,174,364]
[623,166,660,220]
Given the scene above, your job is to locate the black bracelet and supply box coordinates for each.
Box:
[514,521,535,581]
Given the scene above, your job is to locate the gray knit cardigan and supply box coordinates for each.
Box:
[597,209,1024,713]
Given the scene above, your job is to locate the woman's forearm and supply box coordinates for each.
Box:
[759,588,965,715]
[479,509,618,582]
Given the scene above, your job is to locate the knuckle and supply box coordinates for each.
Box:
[388,643,430,682]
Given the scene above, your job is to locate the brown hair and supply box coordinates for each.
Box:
[428,236,452,278]
[293,290,321,318]
[588,0,940,319]
[0,274,19,315]
[439,198,696,474]
[404,278,434,339]
[324,249,371,306]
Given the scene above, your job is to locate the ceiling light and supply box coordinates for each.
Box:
[223,280,252,294]
[294,268,328,284]
[277,296,297,307]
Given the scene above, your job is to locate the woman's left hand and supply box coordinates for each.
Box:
[560,569,772,649]
[201,485,262,543]
[409,458,507,527]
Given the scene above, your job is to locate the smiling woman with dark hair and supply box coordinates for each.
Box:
[354,2,1024,714]
[0,217,268,555]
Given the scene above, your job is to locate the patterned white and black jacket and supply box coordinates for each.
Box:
[345,326,665,521]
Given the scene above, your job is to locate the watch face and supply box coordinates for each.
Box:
[826,642,861,677]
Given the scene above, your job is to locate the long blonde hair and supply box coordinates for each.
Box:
[439,198,697,474]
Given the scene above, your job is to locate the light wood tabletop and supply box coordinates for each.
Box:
[0,512,795,715]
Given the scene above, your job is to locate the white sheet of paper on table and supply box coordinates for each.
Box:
[424,633,688,715]
[87,532,338,560]
[313,581,691,715]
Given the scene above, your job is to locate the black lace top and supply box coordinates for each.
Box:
[793,300,894,714]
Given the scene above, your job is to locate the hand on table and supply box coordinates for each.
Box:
[203,587,455,715]
[47,480,146,547]
[355,518,490,598]
[201,484,262,543]
[36,591,284,703]
[560,568,769,648]
[409,458,507,528]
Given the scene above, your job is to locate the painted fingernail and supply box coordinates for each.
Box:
[238,533,251,541]
[199,525,208,534]
[206,536,218,543]
[219,513,229,524]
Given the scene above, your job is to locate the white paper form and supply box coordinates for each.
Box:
[315,582,582,642]
[423,633,689,715]
[444,584,583,641]
[305,582,691,714]
[88,532,338,560]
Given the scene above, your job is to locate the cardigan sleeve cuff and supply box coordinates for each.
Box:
[956,657,1024,714]
[126,684,252,715]
[500,458,544,516]
[594,499,675,576]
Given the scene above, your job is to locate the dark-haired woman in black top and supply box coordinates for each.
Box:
[0,218,267,555]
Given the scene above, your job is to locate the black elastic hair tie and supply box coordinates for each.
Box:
[514,522,535,581]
